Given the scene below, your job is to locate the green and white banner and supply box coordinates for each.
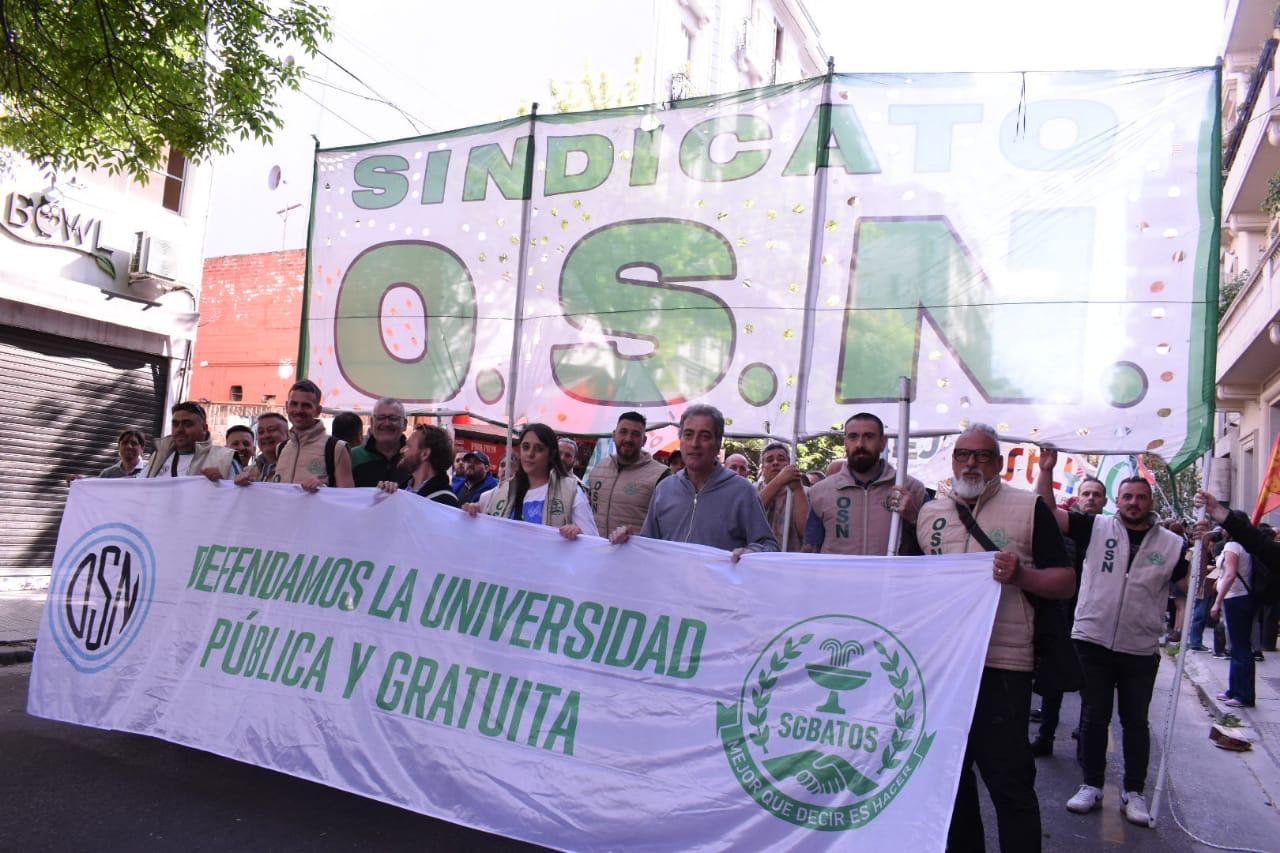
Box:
[302,69,1218,469]
[31,479,999,851]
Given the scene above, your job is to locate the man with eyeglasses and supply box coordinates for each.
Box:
[904,423,1073,853]
[351,397,409,488]
[803,412,926,556]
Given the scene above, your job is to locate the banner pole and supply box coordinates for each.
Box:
[1147,449,1212,827]
[787,57,835,454]
[886,376,911,556]
[781,436,798,551]
[504,103,539,472]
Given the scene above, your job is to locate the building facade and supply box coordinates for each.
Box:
[0,154,211,587]
[1215,0,1280,520]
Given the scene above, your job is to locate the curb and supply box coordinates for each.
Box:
[0,642,34,666]
[1182,654,1258,744]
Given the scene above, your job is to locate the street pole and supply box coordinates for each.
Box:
[503,103,538,474]
[1147,450,1213,826]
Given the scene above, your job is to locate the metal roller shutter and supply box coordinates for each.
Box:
[0,325,167,575]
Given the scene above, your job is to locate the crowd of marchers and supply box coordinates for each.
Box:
[69,378,1280,853]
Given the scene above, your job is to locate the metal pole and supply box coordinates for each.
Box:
[503,103,539,475]
[787,58,835,454]
[885,376,911,556]
[1147,450,1213,827]
[780,437,799,551]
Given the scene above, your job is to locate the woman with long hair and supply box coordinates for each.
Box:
[1210,528,1256,707]
[464,423,598,539]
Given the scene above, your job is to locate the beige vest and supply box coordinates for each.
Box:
[587,451,668,533]
[144,437,236,479]
[273,421,342,485]
[806,462,927,556]
[487,471,580,527]
[917,480,1038,672]
[1073,514,1185,655]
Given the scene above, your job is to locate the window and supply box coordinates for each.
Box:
[162,149,187,214]
[230,385,243,402]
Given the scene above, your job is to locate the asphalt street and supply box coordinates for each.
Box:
[1,655,1274,852]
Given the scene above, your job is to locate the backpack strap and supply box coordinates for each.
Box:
[952,499,1001,553]
[324,436,338,488]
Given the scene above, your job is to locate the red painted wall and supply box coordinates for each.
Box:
[189,250,305,403]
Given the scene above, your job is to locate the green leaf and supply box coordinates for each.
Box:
[93,253,116,280]
[889,669,909,689]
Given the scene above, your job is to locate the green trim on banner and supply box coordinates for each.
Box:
[316,114,530,156]
[1169,66,1221,473]
[297,136,321,381]
[535,76,824,126]
[671,75,822,110]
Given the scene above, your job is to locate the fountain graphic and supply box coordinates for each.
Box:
[805,638,870,714]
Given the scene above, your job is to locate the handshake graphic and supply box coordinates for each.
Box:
[764,749,877,796]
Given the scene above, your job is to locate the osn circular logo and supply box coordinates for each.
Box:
[717,615,934,831]
[47,523,156,672]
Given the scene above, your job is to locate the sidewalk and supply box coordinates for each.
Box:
[1180,642,1280,772]
[0,589,45,664]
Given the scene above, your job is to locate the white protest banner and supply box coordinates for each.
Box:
[302,68,1218,469]
[31,479,999,852]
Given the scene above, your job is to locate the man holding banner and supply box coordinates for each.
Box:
[610,404,777,558]
[908,424,1073,853]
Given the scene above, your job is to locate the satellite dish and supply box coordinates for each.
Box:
[267,165,283,190]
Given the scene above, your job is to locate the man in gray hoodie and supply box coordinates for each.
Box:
[609,404,778,559]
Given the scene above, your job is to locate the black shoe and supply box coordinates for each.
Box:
[1030,737,1053,757]
[1188,644,1209,652]
[1029,707,1042,722]
[1254,651,1265,662]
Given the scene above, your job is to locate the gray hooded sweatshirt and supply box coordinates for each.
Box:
[639,462,779,552]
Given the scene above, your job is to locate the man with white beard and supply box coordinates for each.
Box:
[903,423,1073,853]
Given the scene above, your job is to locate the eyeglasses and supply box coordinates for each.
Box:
[952,448,998,464]
[372,414,404,422]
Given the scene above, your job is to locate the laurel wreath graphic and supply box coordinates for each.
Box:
[874,639,916,774]
[748,632,813,754]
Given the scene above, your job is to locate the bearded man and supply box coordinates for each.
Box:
[803,412,926,555]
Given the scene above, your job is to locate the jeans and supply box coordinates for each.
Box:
[948,668,1041,853]
[1187,593,1210,647]
[1224,596,1257,705]
[1261,603,1278,651]
[1075,640,1159,794]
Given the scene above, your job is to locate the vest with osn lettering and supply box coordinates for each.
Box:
[486,471,579,527]
[806,462,927,556]
[917,479,1038,672]
[587,451,668,533]
[1072,514,1184,655]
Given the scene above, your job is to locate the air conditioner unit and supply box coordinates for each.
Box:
[129,231,181,282]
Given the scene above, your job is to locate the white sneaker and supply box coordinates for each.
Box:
[1121,791,1150,826]
[1066,784,1104,814]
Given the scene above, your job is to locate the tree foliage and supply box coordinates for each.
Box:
[0,0,330,181]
